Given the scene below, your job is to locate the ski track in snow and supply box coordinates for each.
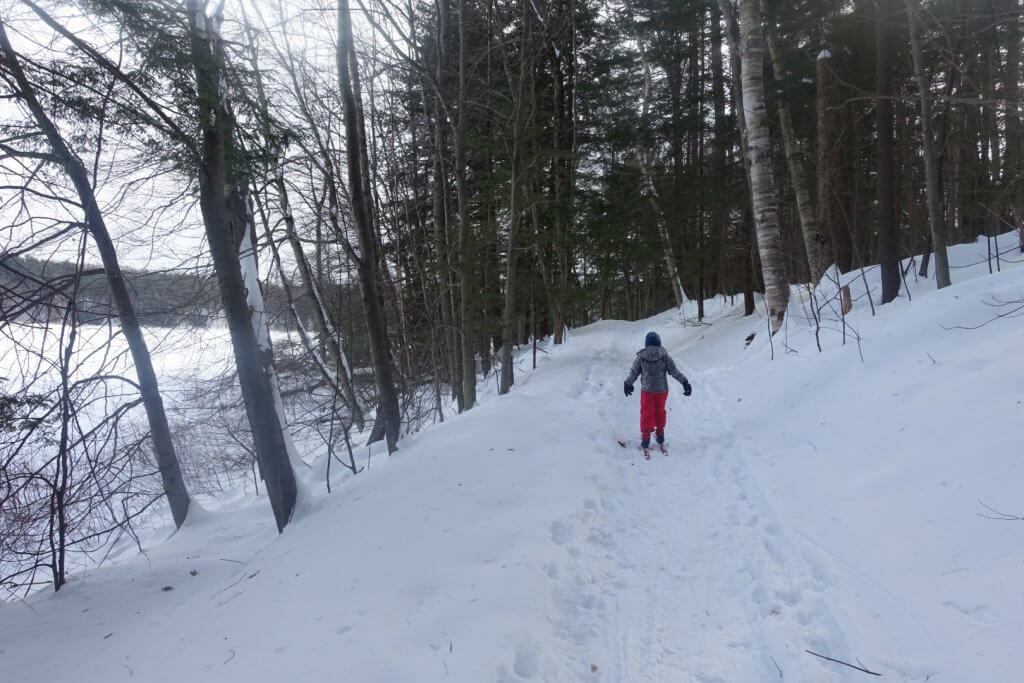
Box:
[531,331,860,682]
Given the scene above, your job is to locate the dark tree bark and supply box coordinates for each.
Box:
[905,0,950,288]
[549,0,575,343]
[710,2,729,297]
[337,0,402,451]
[816,46,842,273]
[1003,0,1024,251]
[453,0,477,409]
[876,0,901,303]
[499,1,534,395]
[186,1,297,531]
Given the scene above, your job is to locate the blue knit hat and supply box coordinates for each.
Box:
[645,331,661,347]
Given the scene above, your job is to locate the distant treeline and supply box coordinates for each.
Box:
[0,256,317,329]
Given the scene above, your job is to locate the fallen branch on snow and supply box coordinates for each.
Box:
[806,649,882,676]
[978,500,1024,521]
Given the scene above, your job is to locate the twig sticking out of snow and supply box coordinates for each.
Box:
[806,649,882,676]
[940,296,1024,331]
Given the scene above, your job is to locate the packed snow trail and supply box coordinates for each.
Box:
[2,317,870,683]
[511,320,862,682]
[3,235,1022,682]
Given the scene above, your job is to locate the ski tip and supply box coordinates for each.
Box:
[616,439,627,448]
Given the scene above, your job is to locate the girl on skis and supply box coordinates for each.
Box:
[624,331,692,457]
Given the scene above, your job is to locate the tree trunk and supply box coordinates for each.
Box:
[186,2,296,531]
[499,149,523,395]
[454,0,477,409]
[337,0,402,451]
[765,25,826,283]
[426,0,463,409]
[1003,0,1023,251]
[431,133,462,409]
[528,178,559,331]
[241,22,365,429]
[737,0,790,332]
[876,0,901,303]
[499,6,532,395]
[710,2,729,298]
[229,184,306,480]
[638,39,686,308]
[549,8,575,344]
[720,0,759,318]
[904,0,951,288]
[816,46,843,273]
[0,20,192,529]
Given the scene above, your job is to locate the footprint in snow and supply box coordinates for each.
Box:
[550,520,574,546]
[512,641,541,678]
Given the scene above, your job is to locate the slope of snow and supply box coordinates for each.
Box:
[1,234,1022,682]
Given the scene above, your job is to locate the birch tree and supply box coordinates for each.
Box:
[765,23,826,283]
[736,0,789,332]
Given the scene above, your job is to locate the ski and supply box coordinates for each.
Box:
[617,439,665,459]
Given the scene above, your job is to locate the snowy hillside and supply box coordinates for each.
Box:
[1,234,1022,682]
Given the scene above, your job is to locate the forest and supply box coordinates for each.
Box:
[1,0,1022,594]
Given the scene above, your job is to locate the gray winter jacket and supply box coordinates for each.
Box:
[626,346,688,393]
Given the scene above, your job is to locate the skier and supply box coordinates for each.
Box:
[624,331,692,458]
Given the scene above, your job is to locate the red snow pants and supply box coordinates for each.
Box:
[639,390,668,440]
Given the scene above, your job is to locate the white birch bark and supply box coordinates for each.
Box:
[765,26,826,284]
[238,196,307,477]
[738,0,790,332]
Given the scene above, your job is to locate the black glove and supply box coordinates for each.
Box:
[682,380,692,397]
[624,382,634,397]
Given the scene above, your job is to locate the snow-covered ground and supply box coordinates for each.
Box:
[1,235,1022,682]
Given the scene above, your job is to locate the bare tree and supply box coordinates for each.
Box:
[337,0,402,452]
[499,0,537,395]
[0,17,191,528]
[240,8,365,431]
[904,0,950,288]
